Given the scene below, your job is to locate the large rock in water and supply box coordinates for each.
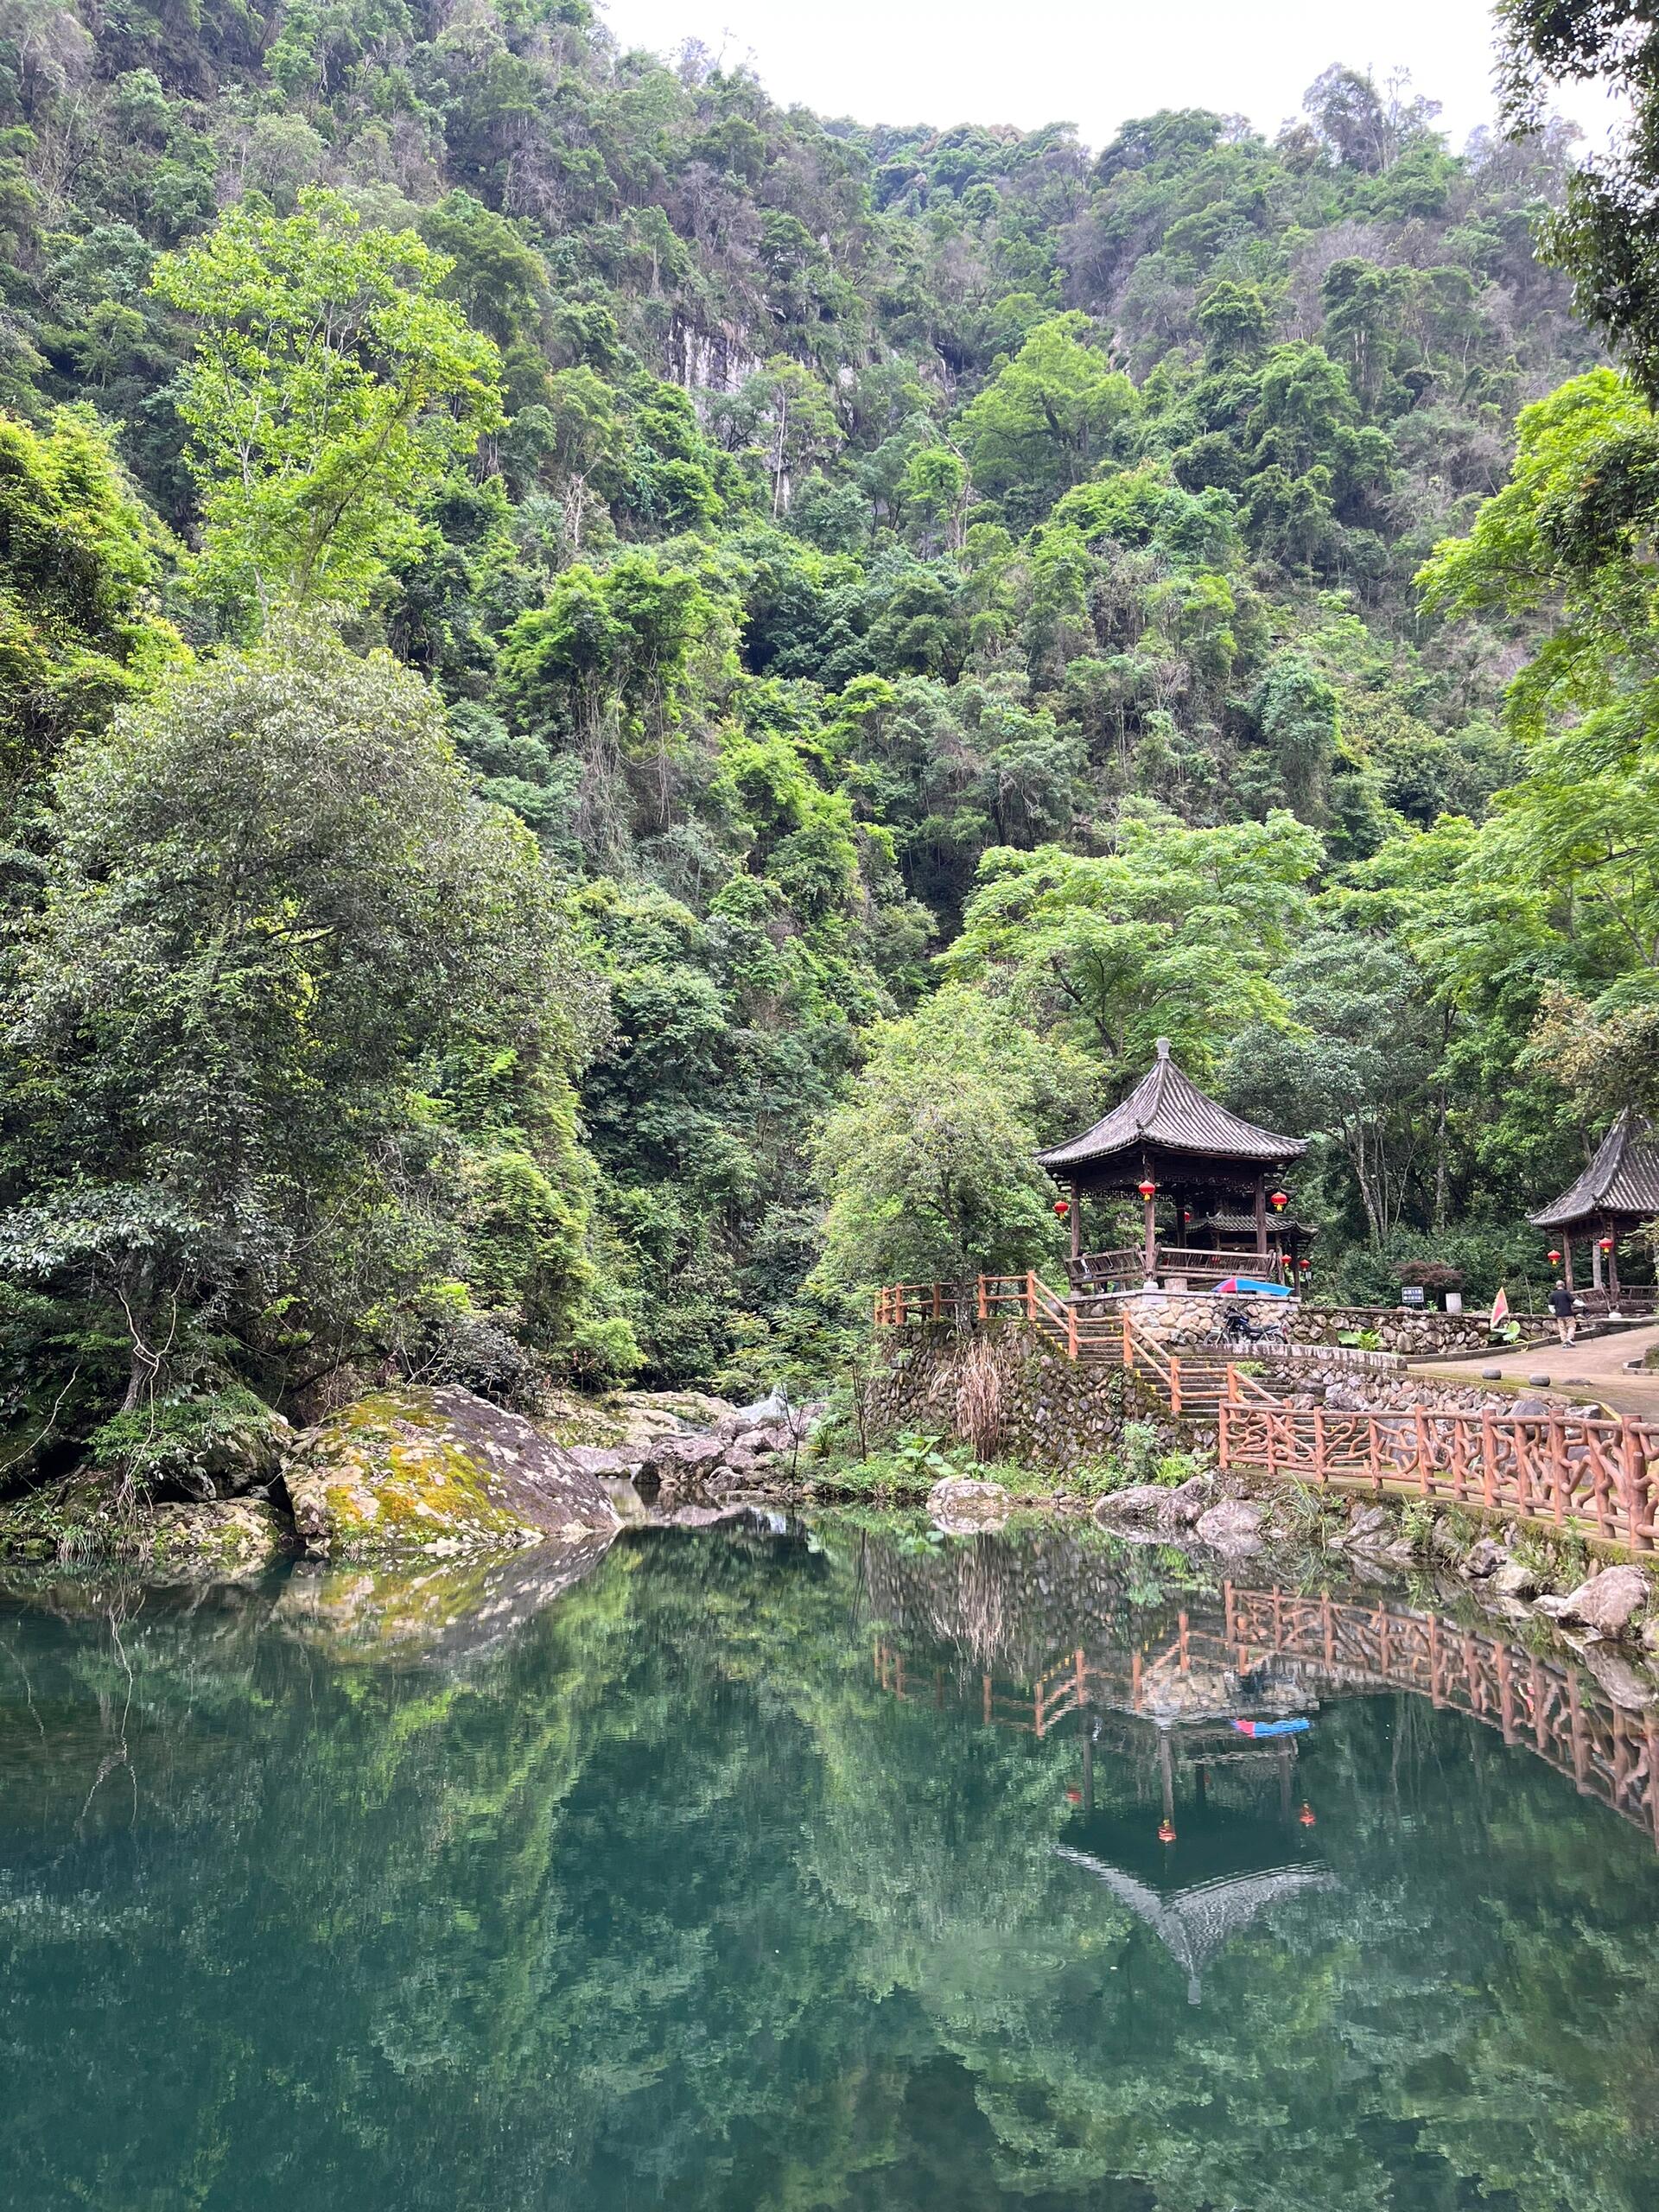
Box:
[926,1476,1011,1534]
[1194,1498,1264,1554]
[1093,1478,1209,1530]
[1535,1563,1651,1639]
[285,1387,621,1560]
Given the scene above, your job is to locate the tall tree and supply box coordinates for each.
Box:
[151,188,502,623]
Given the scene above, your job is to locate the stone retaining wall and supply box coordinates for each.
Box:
[867,1326,1183,1472]
[1270,1359,1573,1421]
[1107,1290,1534,1358]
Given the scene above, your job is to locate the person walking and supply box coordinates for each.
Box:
[1548,1278,1578,1346]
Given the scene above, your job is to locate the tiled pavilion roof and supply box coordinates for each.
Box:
[1035,1039,1306,1176]
[1529,1109,1659,1230]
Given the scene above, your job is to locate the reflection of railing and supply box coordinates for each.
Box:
[1219,1396,1659,1552]
[1224,1586,1659,1846]
[874,1621,1212,1738]
[874,1584,1659,1847]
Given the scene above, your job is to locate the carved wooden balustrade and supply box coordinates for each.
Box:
[1218,1394,1659,1552]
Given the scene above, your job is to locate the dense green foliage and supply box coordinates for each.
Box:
[4,0,1659,1484]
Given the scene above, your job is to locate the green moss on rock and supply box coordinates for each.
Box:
[286,1384,622,1560]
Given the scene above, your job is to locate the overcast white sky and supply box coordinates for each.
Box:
[598,0,1621,156]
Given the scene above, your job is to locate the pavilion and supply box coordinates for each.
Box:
[1055,1711,1335,2005]
[1035,1039,1309,1293]
[1528,1108,1659,1303]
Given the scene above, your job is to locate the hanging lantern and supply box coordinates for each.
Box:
[1065,1788,1081,1804]
[1599,1235,1615,1253]
[1270,1189,1289,1211]
[1137,1177,1157,1201]
[1547,1248,1561,1264]
[1299,1256,1311,1274]
[1157,1818,1177,1845]
[1298,1802,1317,1828]
[1053,1198,1070,1219]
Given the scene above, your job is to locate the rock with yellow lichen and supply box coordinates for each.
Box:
[145,1497,291,1576]
[285,1384,623,1560]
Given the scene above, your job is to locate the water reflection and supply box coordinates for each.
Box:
[0,1522,1657,2212]
[860,1532,1659,1846]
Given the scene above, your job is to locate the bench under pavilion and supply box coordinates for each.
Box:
[1035,1039,1310,1295]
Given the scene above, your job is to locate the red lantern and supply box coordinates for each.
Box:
[1157,1819,1176,1844]
[1298,1802,1317,1828]
[1137,1178,1157,1201]
[1547,1248,1561,1264]
[1270,1190,1289,1211]
[1299,1257,1311,1274]
[1054,1198,1070,1218]
[1599,1236,1615,1253]
[1065,1788,1081,1804]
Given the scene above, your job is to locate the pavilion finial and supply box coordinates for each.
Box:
[1155,1036,1171,1059]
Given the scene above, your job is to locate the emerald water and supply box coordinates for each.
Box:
[3,1522,1658,2212]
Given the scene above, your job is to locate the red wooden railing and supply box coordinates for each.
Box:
[874,1276,1659,1554]
[1218,1396,1659,1551]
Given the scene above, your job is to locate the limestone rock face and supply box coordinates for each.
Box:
[926,1476,1011,1534]
[1195,1497,1264,1554]
[286,1386,621,1560]
[1536,1563,1650,1639]
[147,1498,289,1577]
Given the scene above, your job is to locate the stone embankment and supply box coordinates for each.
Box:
[1115,1290,1532,1359]
[863,1327,1177,1471]
[1273,1366,1580,1421]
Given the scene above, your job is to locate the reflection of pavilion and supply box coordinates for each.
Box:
[1058,1713,1335,2005]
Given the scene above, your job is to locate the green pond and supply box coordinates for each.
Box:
[3,1518,1659,2212]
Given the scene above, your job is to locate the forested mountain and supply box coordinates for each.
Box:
[0,0,1651,1484]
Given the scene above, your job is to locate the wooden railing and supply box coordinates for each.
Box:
[871,1281,972,1326]
[872,1274,1273,1417]
[1219,1396,1659,1551]
[874,1585,1659,1846]
[1073,1244,1291,1292]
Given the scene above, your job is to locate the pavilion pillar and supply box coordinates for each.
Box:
[1142,1188,1158,1278]
[1608,1227,1621,1299]
[1562,1234,1574,1290]
[1253,1173,1268,1260]
[1592,1229,1605,1291]
[1069,1181,1081,1272]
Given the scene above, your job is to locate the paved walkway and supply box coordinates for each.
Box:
[1415,1320,1659,1419]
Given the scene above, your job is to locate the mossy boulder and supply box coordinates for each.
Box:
[0,1477,290,1574]
[145,1499,290,1577]
[285,1385,622,1560]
